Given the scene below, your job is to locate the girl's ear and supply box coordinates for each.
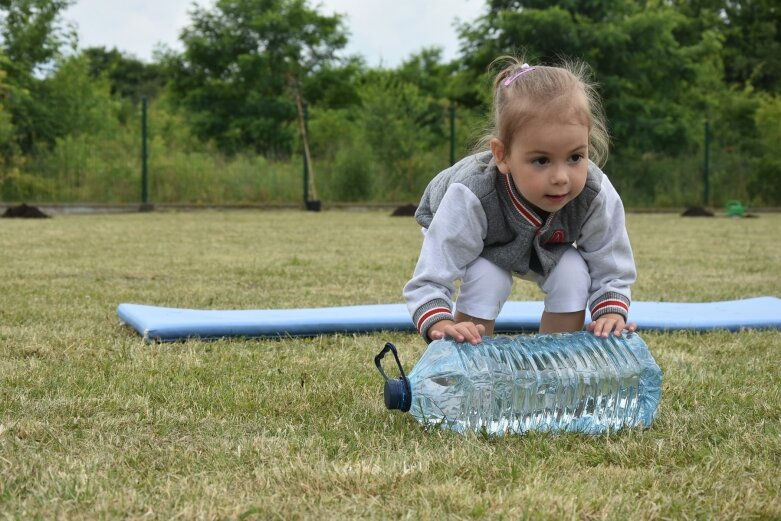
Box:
[490,138,511,175]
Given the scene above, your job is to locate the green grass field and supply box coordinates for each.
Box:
[1,210,779,519]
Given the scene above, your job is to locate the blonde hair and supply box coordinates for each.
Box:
[477,56,610,167]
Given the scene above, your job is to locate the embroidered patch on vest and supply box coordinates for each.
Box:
[546,229,566,243]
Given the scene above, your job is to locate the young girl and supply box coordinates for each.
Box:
[404,58,637,344]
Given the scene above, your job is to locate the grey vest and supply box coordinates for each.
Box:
[415,151,602,277]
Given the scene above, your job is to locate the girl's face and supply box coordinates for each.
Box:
[491,113,589,214]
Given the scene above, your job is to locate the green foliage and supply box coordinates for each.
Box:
[0,0,75,156]
[82,46,166,103]
[1,168,52,200]
[307,107,374,201]
[0,0,73,79]
[300,57,363,109]
[305,69,457,202]
[359,73,449,199]
[0,55,26,201]
[395,47,455,102]
[458,2,722,155]
[39,55,119,137]
[719,0,781,92]
[0,54,17,159]
[749,94,781,205]
[3,54,123,200]
[25,133,132,202]
[1,0,780,207]
[329,144,376,201]
[451,0,781,207]
[167,0,348,156]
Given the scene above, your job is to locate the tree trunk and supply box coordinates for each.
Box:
[291,77,317,201]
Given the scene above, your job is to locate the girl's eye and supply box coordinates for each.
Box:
[532,157,549,166]
[569,154,584,163]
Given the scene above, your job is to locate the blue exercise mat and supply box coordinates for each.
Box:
[117,297,781,342]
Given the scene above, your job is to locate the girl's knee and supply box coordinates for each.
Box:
[542,248,590,312]
[457,257,513,320]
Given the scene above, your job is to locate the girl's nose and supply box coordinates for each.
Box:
[550,165,568,184]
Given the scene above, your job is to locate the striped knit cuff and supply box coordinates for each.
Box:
[590,292,630,321]
[413,299,454,341]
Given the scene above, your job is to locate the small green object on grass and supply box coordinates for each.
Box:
[726,200,745,217]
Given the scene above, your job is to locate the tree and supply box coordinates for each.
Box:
[394,48,457,141]
[82,46,166,103]
[671,0,781,92]
[299,56,362,109]
[0,0,73,79]
[167,0,348,155]
[721,0,781,92]
[455,1,722,154]
[359,71,445,198]
[0,52,17,165]
[749,93,781,203]
[38,54,117,139]
[0,0,74,153]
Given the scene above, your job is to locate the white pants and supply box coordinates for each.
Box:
[456,247,590,320]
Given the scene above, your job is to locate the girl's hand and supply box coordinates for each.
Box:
[588,313,637,338]
[428,320,485,345]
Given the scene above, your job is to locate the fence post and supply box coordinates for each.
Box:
[302,101,309,205]
[140,97,153,212]
[703,119,710,207]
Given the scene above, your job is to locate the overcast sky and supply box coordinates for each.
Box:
[63,0,487,67]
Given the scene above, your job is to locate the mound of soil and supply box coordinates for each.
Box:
[391,204,417,217]
[2,203,50,218]
[681,206,714,217]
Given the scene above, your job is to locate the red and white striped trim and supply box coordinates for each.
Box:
[416,306,451,332]
[503,174,542,228]
[591,299,629,316]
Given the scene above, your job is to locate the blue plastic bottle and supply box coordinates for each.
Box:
[375,331,662,435]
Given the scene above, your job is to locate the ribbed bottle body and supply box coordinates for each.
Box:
[407,332,662,435]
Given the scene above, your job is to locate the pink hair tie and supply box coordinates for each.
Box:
[503,63,536,86]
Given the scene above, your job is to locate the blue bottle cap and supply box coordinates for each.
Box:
[384,377,411,412]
